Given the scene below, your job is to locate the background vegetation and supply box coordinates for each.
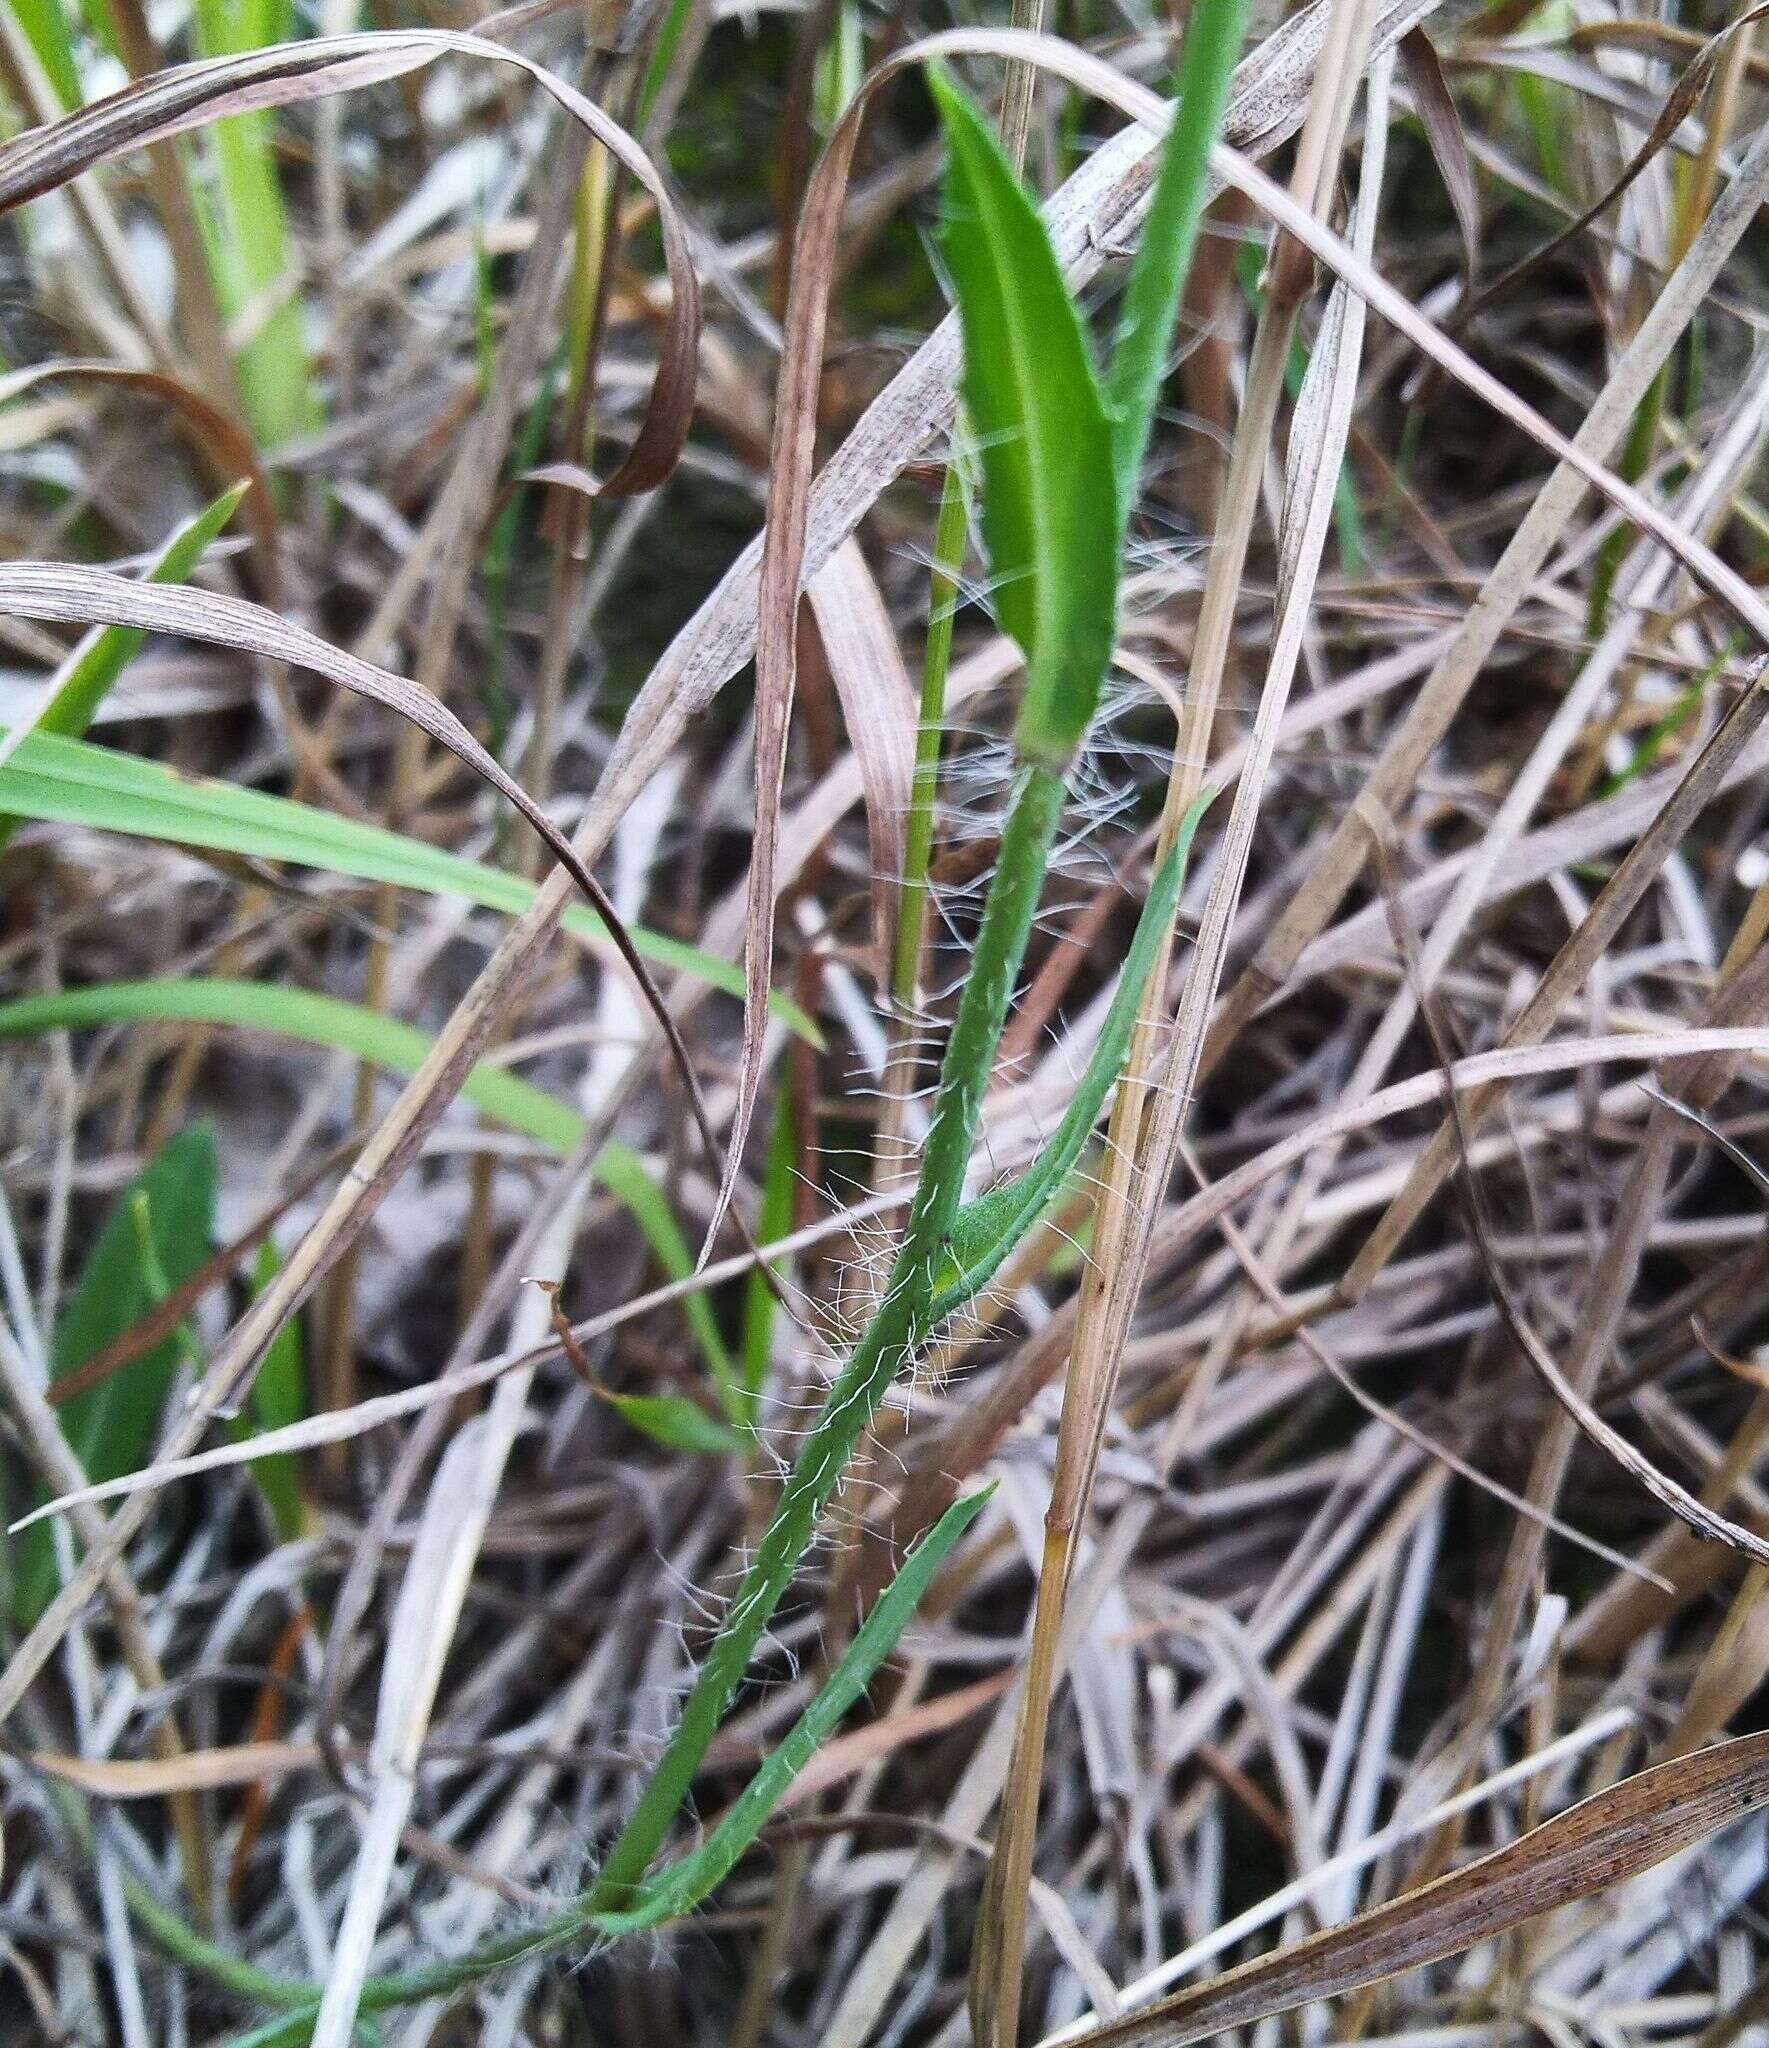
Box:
[2,0,1769,2042]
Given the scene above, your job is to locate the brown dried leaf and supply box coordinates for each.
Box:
[1453,2,1769,329]
[1074,1730,1769,2046]
[0,360,282,599]
[0,28,699,496]
[1398,28,1479,294]
[806,541,918,974]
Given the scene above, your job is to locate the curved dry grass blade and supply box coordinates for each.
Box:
[26,1743,321,1799]
[883,51,1769,658]
[1452,2,1769,333]
[1143,1025,1769,1274]
[0,563,730,1207]
[0,362,281,597]
[1401,907,1769,1568]
[1339,656,1769,1298]
[1398,27,1478,294]
[0,28,700,496]
[1071,1731,1769,2048]
[805,541,917,973]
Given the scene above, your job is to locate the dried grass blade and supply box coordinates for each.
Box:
[0,361,281,595]
[805,542,918,973]
[1453,2,1769,331]
[0,29,699,495]
[1070,1731,1769,2047]
[1398,28,1478,293]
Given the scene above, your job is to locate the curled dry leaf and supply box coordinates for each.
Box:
[1398,28,1479,296]
[0,27,700,496]
[0,361,282,599]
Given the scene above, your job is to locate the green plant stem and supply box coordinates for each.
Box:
[587,759,1067,1908]
[891,460,971,1004]
[218,1490,989,2046]
[1104,0,1252,521]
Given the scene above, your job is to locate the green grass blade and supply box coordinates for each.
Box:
[233,1238,306,1540]
[0,727,818,1037]
[14,1128,217,1623]
[928,67,1117,772]
[603,1484,993,1927]
[1104,0,1251,520]
[596,1390,742,1454]
[0,984,737,1453]
[0,486,247,855]
[933,787,1213,1317]
[14,0,83,108]
[190,0,312,446]
[595,1139,740,1416]
[738,1087,798,1420]
[0,975,587,1152]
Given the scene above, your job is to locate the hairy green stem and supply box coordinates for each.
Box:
[588,759,1067,1907]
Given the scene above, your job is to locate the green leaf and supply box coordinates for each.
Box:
[599,1484,992,1928]
[0,726,818,1038]
[0,484,248,855]
[738,1087,797,1421]
[231,1239,306,1541]
[190,0,313,445]
[15,1128,217,1623]
[933,787,1214,1319]
[14,0,83,108]
[0,982,737,1469]
[596,1390,743,1455]
[595,1139,739,1418]
[1104,0,1251,518]
[0,976,588,1153]
[928,66,1117,772]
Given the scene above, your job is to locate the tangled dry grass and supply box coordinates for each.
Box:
[2,0,1769,2042]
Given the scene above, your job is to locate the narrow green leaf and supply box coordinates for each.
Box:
[599,1484,993,1928]
[233,1238,306,1541]
[14,0,84,108]
[190,0,313,446]
[0,976,587,1153]
[0,485,248,856]
[595,1139,739,1416]
[596,1390,742,1455]
[932,787,1213,1317]
[0,983,737,1465]
[1104,0,1251,519]
[0,727,819,1038]
[34,486,249,744]
[928,67,1117,771]
[15,1128,217,1622]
